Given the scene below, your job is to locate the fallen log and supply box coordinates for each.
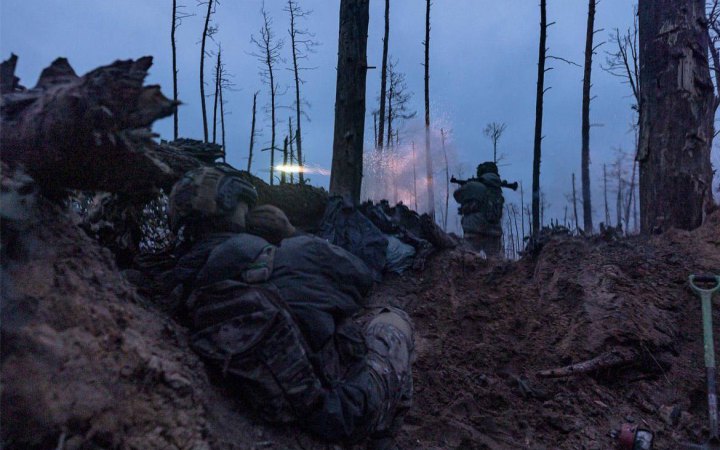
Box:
[0,55,198,197]
[537,348,636,378]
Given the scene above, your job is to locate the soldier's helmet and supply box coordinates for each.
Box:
[476,161,499,178]
[246,204,296,244]
[168,166,258,233]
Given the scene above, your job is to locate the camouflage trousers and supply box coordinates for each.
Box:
[186,281,414,442]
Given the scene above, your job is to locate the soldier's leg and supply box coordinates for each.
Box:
[303,307,414,443]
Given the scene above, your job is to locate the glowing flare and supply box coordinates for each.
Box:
[274,164,330,176]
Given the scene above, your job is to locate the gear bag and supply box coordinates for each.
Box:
[187,280,322,422]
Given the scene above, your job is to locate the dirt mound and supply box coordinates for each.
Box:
[386,211,720,449]
[0,166,330,450]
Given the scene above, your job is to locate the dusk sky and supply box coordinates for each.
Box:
[2,0,716,230]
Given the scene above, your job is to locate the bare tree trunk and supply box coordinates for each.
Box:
[171,0,179,140]
[604,163,610,225]
[638,0,714,232]
[441,128,449,231]
[288,118,295,184]
[520,181,526,238]
[281,136,288,184]
[581,0,596,234]
[248,91,258,172]
[572,173,579,233]
[624,158,637,232]
[212,49,220,145]
[377,0,390,151]
[219,64,226,162]
[199,0,213,143]
[424,0,435,218]
[386,82,394,148]
[329,0,369,204]
[616,176,623,229]
[512,203,522,257]
[288,0,306,184]
[532,0,547,235]
[412,140,418,211]
[373,112,378,148]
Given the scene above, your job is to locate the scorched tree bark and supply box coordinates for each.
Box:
[329,0,369,204]
[638,0,715,232]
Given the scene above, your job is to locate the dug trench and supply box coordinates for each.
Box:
[4,54,720,450]
[3,159,719,449]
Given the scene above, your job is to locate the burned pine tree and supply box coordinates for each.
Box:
[170,0,192,140]
[377,0,391,152]
[199,0,216,143]
[531,0,548,236]
[329,0,370,204]
[580,0,598,234]
[424,0,435,218]
[384,58,416,149]
[212,48,221,145]
[251,6,284,185]
[247,91,258,172]
[605,7,640,234]
[285,0,317,185]
[484,121,507,163]
[638,0,714,232]
[441,128,449,231]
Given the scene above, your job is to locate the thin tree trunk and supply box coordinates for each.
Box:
[603,163,610,225]
[288,0,305,184]
[281,136,288,184]
[638,0,714,232]
[248,91,257,172]
[581,0,596,234]
[441,128,449,231]
[424,0,435,218]
[212,50,220,145]
[171,0,179,140]
[373,112,378,148]
[269,86,277,185]
[329,0,370,204]
[532,0,547,235]
[412,141,418,211]
[199,0,213,143]
[513,204,521,256]
[572,173,579,233]
[219,67,226,162]
[377,0,390,151]
[520,181,526,238]
[386,83,393,148]
[288,118,295,184]
[616,176,623,229]
[624,158,637,232]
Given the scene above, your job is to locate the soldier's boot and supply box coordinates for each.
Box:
[364,307,415,446]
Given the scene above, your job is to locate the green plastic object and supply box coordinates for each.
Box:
[689,274,720,442]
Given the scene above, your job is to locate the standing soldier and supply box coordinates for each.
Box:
[451,161,517,255]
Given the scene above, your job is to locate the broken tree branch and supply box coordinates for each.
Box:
[537,348,636,378]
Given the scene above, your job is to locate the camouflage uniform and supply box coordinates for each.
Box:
[453,162,505,255]
[168,167,414,443]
